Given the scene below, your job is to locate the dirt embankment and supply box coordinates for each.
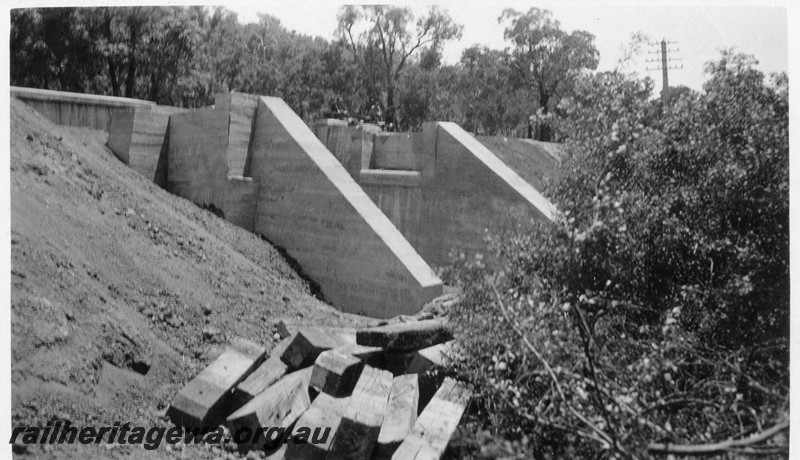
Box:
[8,98,374,459]
[476,136,560,193]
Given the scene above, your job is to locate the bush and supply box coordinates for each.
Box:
[445,51,789,458]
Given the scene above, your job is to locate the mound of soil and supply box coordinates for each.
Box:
[8,98,375,459]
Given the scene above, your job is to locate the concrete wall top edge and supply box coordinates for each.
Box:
[152,105,189,115]
[438,121,558,221]
[228,175,255,182]
[359,169,421,187]
[11,86,156,110]
[259,96,441,289]
[312,119,348,127]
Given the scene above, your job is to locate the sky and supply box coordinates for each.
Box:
[226,0,789,95]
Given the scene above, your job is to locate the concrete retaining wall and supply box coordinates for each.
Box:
[11,86,154,131]
[311,121,376,179]
[371,133,422,171]
[108,106,184,186]
[215,92,260,176]
[312,121,360,178]
[359,173,424,251]
[167,107,230,211]
[312,120,557,267]
[20,88,551,318]
[223,177,260,232]
[107,110,135,164]
[250,97,442,318]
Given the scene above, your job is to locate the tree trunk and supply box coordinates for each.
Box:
[124,19,138,99]
[538,90,551,141]
[150,72,160,103]
[387,84,395,111]
[125,57,137,99]
[539,90,550,115]
[108,59,121,97]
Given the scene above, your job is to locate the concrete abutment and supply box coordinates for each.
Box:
[11,87,556,318]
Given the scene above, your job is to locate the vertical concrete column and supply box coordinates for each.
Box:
[420,122,438,183]
[215,92,260,177]
[360,129,375,172]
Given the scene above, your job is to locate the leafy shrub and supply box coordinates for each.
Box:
[445,51,789,458]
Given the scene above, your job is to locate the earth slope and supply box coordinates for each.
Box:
[8,98,373,458]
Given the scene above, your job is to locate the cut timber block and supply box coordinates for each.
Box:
[232,336,294,407]
[405,341,454,374]
[357,319,452,352]
[373,314,418,327]
[375,374,420,459]
[328,366,393,459]
[281,327,348,369]
[276,319,357,343]
[226,367,312,449]
[284,393,348,460]
[392,378,471,460]
[310,349,364,397]
[168,338,266,428]
[335,343,385,368]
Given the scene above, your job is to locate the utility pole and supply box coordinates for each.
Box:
[660,40,669,102]
[647,38,682,106]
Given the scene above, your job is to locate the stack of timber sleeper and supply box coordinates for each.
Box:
[168,318,471,459]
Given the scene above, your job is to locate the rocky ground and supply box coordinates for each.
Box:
[8,98,384,459]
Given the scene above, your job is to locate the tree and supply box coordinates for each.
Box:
[11,8,101,92]
[500,8,599,140]
[336,5,462,111]
[455,46,535,136]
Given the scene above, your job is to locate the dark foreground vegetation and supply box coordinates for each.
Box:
[445,52,789,458]
[11,5,789,458]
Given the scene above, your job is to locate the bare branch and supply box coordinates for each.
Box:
[488,279,640,460]
[647,418,789,455]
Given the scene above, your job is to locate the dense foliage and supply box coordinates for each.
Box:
[10,6,460,129]
[445,51,789,458]
[10,6,596,136]
[11,6,359,113]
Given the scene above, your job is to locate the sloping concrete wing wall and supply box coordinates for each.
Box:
[250,97,443,318]
[419,122,556,265]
